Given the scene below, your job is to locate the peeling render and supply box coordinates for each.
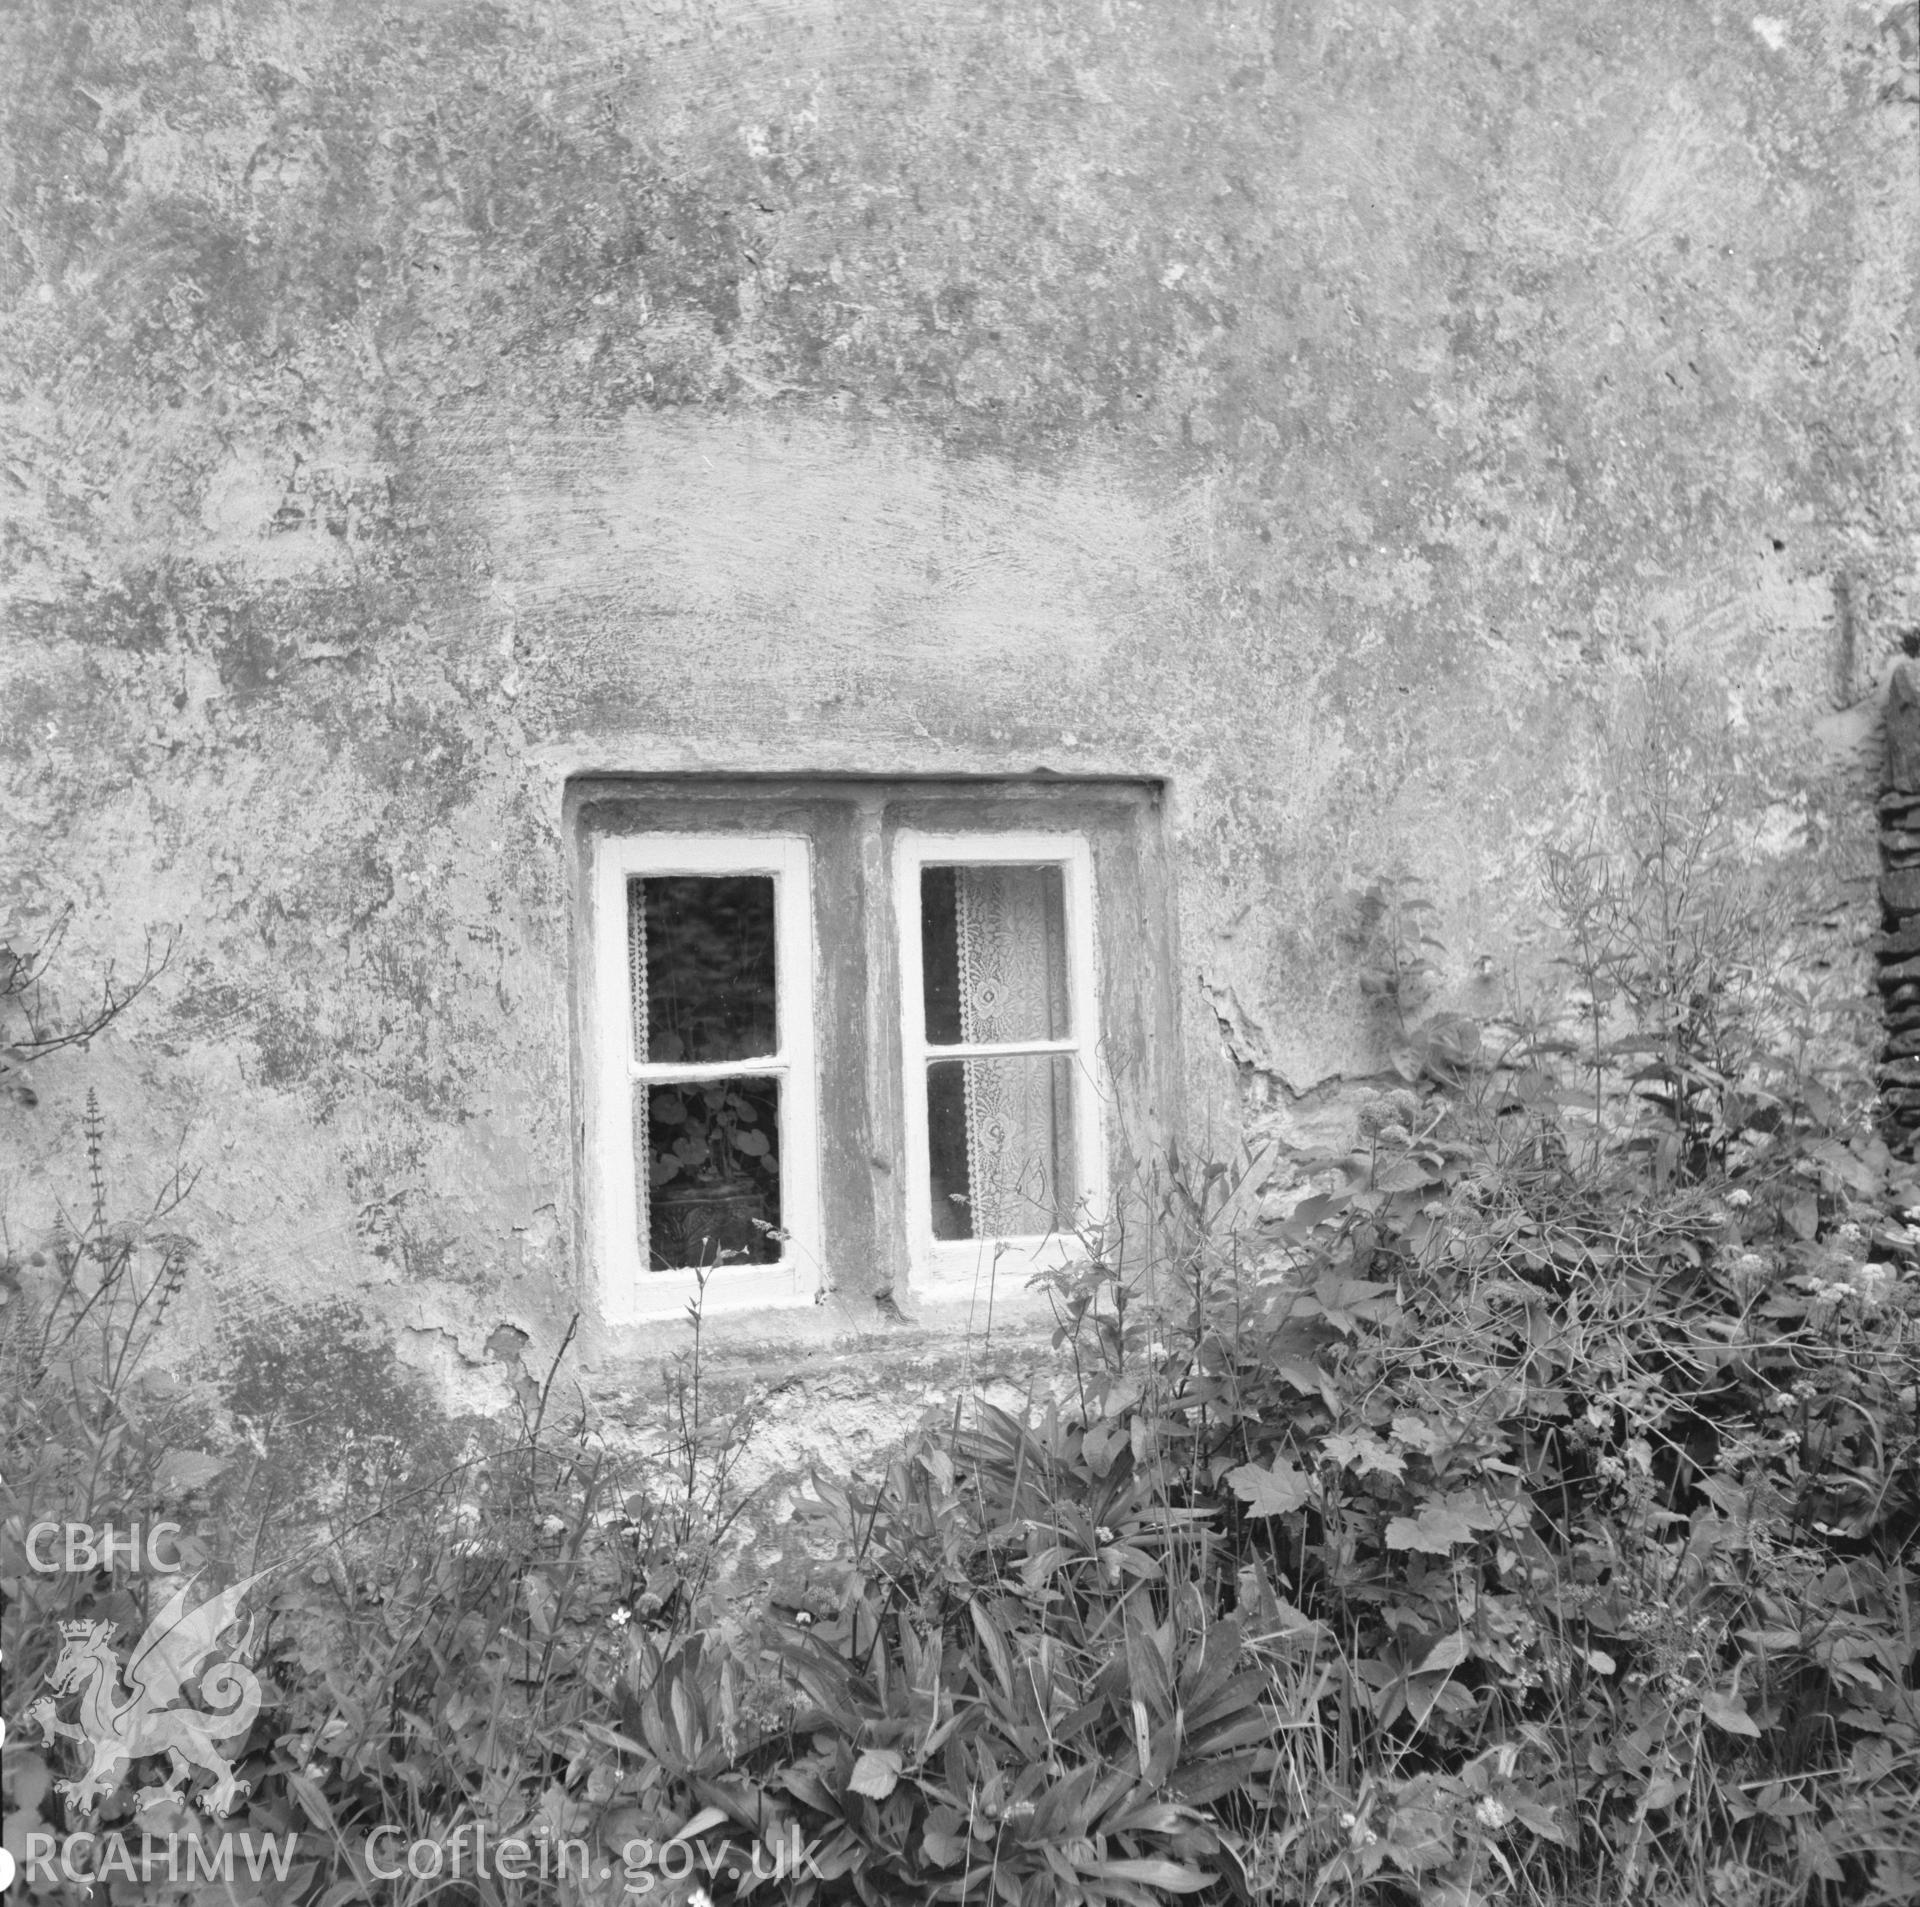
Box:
[1,1,1916,1456]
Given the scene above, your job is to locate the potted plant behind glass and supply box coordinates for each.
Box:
[646,1081,781,1269]
[637,875,784,1270]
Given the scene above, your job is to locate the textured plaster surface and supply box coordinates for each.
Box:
[1,1,1916,1445]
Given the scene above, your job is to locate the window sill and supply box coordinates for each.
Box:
[580,1272,1063,1362]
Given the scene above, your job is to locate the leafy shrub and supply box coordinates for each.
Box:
[738,679,1919,1905]
[9,672,1918,1906]
[2,1193,768,1905]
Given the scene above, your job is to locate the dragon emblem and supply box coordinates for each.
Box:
[28,1571,267,1817]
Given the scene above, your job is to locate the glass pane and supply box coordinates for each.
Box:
[630,875,777,1064]
[926,1055,1076,1240]
[921,864,1070,1047]
[637,1077,783,1270]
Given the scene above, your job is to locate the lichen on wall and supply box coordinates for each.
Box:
[1,0,1914,1420]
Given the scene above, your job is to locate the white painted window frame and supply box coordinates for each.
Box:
[894,829,1105,1292]
[590,833,821,1323]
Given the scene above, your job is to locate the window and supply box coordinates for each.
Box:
[575,781,1170,1325]
[591,835,822,1314]
[897,833,1102,1282]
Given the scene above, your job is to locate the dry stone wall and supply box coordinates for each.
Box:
[1881,648,1920,1154]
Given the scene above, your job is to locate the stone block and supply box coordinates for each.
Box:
[1888,662,1920,792]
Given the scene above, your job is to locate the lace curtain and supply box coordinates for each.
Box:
[953,866,1073,1235]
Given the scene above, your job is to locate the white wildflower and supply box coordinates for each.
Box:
[1726,1189,1753,1210]
[1475,1796,1514,1830]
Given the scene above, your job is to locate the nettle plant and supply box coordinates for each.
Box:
[1533,681,1873,1192]
[0,1095,216,1702]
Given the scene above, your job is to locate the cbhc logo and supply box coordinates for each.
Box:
[25,1523,184,1573]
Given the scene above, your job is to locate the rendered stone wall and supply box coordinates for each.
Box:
[1,1,1915,1448]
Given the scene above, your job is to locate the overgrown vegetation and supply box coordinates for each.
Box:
[6,680,1918,1904]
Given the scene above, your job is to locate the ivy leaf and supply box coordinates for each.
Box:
[1390,1414,1446,1455]
[1227,1457,1313,1517]
[1322,1431,1405,1478]
[1386,1493,1504,1554]
[849,1747,903,1798]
